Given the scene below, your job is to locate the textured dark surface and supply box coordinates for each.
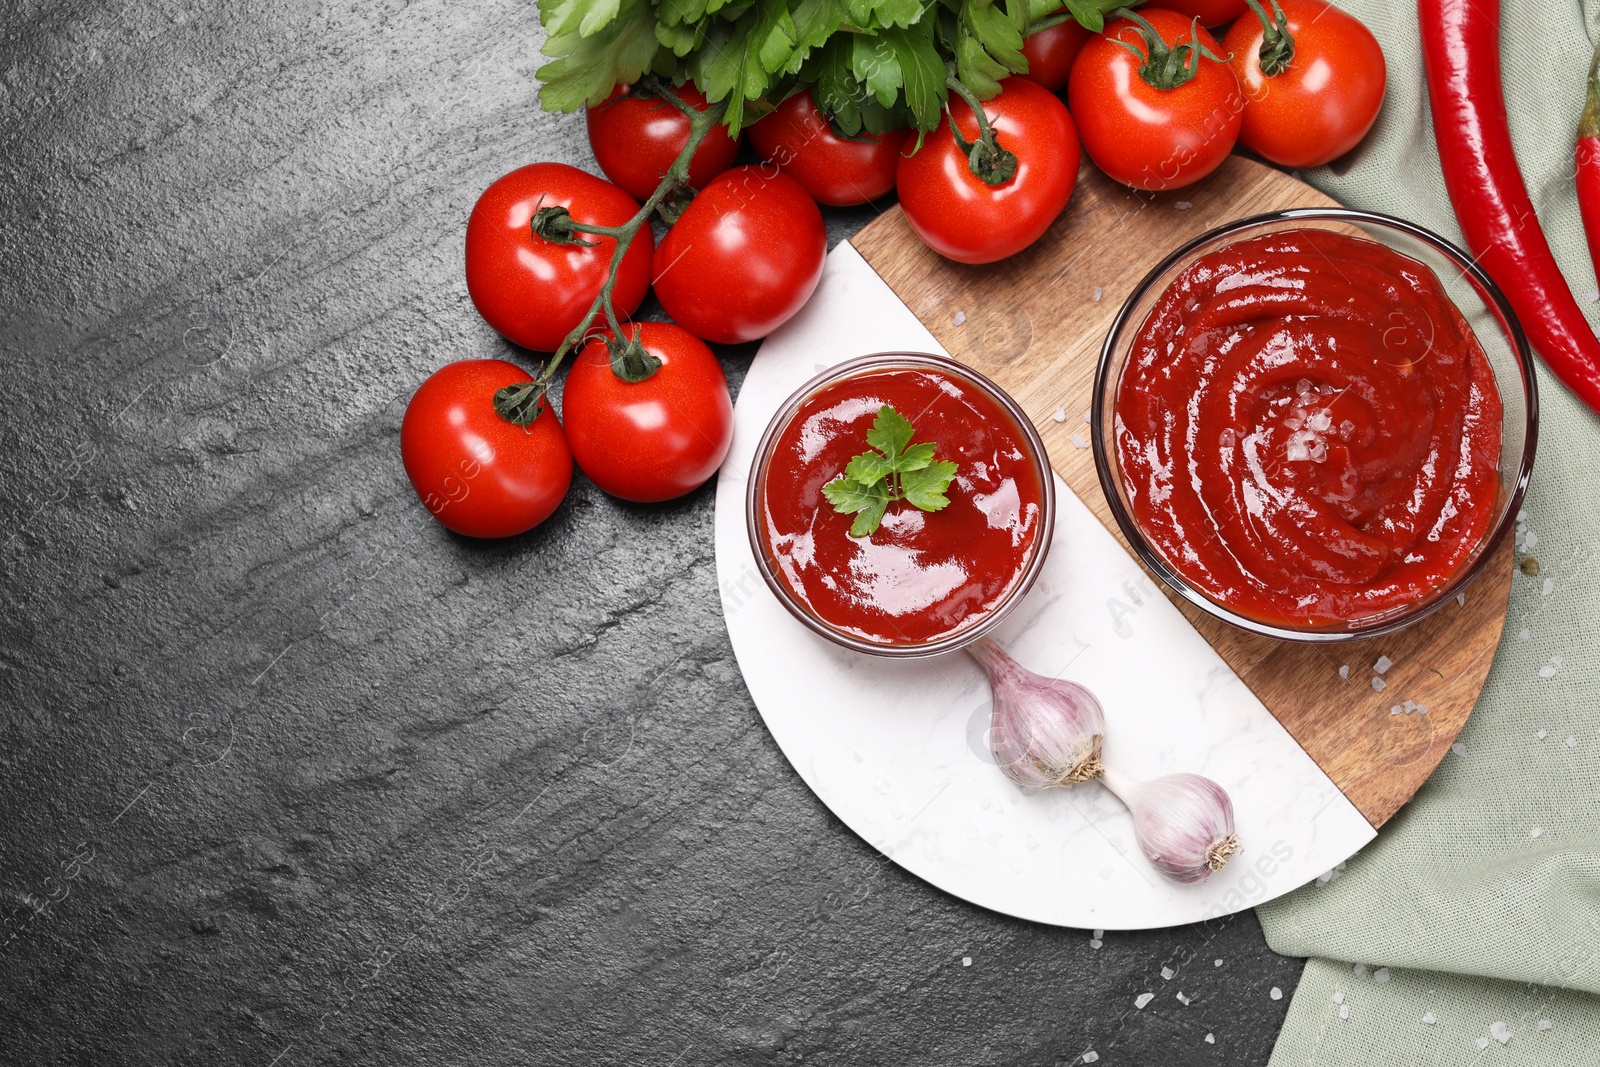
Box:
[0,2,1302,1063]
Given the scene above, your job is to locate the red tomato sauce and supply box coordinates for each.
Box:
[760,366,1046,646]
[1115,229,1504,629]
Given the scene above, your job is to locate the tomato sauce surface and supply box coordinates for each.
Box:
[760,366,1045,646]
[1115,228,1504,629]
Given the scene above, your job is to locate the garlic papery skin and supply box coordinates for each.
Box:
[967,637,1106,789]
[1099,765,1240,883]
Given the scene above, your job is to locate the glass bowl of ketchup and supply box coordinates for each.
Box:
[748,352,1055,658]
[1093,208,1538,642]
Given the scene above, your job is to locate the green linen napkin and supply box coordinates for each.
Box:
[1255,2,1600,1063]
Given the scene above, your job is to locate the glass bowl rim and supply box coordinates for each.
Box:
[745,350,1057,659]
[1090,206,1540,644]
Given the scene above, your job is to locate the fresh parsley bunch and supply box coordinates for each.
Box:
[536,0,1129,133]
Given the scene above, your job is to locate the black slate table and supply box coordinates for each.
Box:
[0,2,1303,1062]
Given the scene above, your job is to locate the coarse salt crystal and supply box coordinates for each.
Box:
[1161,966,1175,981]
[1205,1034,1215,1044]
[1135,992,1155,1009]
[1092,286,1104,302]
[1531,827,1544,839]
[1333,992,1345,1004]
[1093,929,1104,938]
[1457,591,1466,608]
[1176,201,1193,210]
[1390,705,1402,715]
[1214,959,1224,968]
[1423,1013,1437,1025]
[1568,737,1578,747]
[1519,629,1531,641]
[1353,964,1369,978]
[1540,666,1556,679]
[962,956,972,966]
[1082,1052,1099,1064]
[1537,729,1548,739]
[1052,407,1068,423]
[1070,432,1088,449]
[1543,577,1555,596]
[1177,992,1192,1006]
[1082,409,1091,424]
[1270,987,1283,1000]
[1374,968,1390,983]
[1375,655,1393,674]
[1090,939,1102,949]
[1452,742,1466,756]
[1538,1019,1552,1031]
[1526,531,1539,549]
[1340,1005,1350,1020]
[1491,1021,1511,1044]
[953,311,967,326]
[1372,677,1387,692]
[1339,665,1350,680]
[1476,1037,1490,1050]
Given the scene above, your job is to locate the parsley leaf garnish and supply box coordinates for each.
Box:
[821,405,959,538]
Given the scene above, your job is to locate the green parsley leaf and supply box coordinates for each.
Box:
[864,404,916,464]
[900,460,959,511]
[821,404,960,538]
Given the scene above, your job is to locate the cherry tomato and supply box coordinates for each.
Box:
[1019,15,1090,92]
[585,83,741,202]
[1224,0,1386,168]
[401,359,572,538]
[896,77,1080,265]
[746,90,909,206]
[562,323,734,503]
[1069,10,1243,191]
[464,163,653,352]
[652,166,827,345]
[1159,0,1248,26]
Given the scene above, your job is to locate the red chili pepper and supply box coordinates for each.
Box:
[1418,0,1600,416]
[1577,42,1600,291]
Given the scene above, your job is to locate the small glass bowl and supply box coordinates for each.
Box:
[1091,208,1538,643]
[746,352,1056,658]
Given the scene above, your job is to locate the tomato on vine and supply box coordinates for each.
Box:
[1069,9,1243,191]
[562,323,734,503]
[1019,13,1090,92]
[747,90,909,207]
[464,163,653,352]
[401,360,573,538]
[585,83,741,202]
[652,166,827,345]
[1224,0,1386,168]
[896,76,1080,265]
[1159,0,1249,26]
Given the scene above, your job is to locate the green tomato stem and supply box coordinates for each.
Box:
[1241,0,1294,77]
[943,72,1018,187]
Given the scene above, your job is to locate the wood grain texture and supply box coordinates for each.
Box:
[852,154,1514,830]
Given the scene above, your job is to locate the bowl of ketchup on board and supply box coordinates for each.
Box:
[1093,209,1537,642]
[748,352,1055,658]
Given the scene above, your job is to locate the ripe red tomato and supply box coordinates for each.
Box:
[1069,10,1243,191]
[896,77,1080,264]
[1019,16,1090,92]
[585,83,741,202]
[747,90,910,206]
[464,163,653,352]
[1224,0,1386,168]
[562,323,734,502]
[401,359,572,538]
[1159,0,1248,25]
[652,166,827,345]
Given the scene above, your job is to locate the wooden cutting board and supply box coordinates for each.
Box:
[850,154,1514,830]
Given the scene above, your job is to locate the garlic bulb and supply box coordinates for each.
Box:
[967,637,1106,789]
[1100,766,1240,883]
